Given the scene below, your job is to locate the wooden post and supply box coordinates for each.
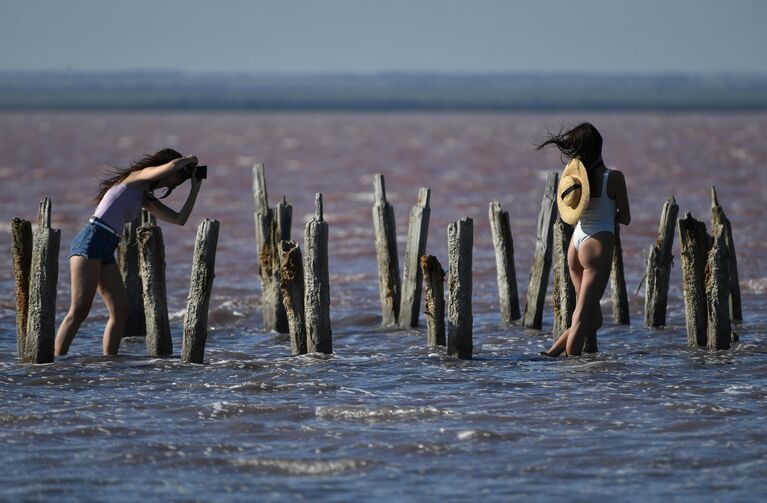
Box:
[399,188,431,328]
[279,240,307,356]
[711,187,742,323]
[24,198,60,364]
[372,174,401,326]
[610,226,630,325]
[447,217,473,359]
[11,217,33,359]
[420,255,445,346]
[141,207,155,226]
[488,201,520,325]
[679,213,711,347]
[304,194,332,354]
[137,222,172,357]
[706,228,731,350]
[117,217,145,337]
[180,219,220,364]
[552,218,575,340]
[523,171,558,330]
[644,197,679,328]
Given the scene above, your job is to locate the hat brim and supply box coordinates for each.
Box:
[557,159,590,225]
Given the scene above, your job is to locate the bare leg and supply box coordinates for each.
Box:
[55,257,102,355]
[98,262,129,356]
[544,239,583,357]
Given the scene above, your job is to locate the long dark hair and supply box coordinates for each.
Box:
[537,122,603,169]
[96,148,182,203]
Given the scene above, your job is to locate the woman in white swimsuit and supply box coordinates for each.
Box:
[539,123,631,357]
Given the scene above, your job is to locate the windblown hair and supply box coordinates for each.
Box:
[537,122,603,169]
[95,148,182,203]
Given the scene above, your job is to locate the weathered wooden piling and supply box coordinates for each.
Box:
[117,217,145,337]
[180,219,220,364]
[24,198,60,364]
[141,207,155,226]
[372,174,401,326]
[279,240,307,356]
[552,218,575,340]
[610,226,630,325]
[11,217,33,358]
[710,186,742,323]
[644,197,679,328]
[253,164,290,333]
[488,201,520,325]
[420,255,446,346]
[304,194,332,354]
[137,222,172,356]
[679,213,710,347]
[706,228,731,350]
[447,217,473,359]
[399,188,431,328]
[523,171,558,330]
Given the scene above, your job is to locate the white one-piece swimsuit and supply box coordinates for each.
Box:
[573,169,617,250]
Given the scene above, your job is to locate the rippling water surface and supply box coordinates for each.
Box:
[1,112,766,501]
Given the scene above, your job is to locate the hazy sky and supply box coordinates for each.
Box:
[1,0,765,73]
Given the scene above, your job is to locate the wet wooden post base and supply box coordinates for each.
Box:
[679,213,711,347]
[711,186,742,323]
[644,197,679,328]
[398,188,431,328]
[372,174,401,326]
[447,217,473,359]
[24,198,60,364]
[706,228,731,350]
[523,171,558,330]
[181,219,220,364]
[253,164,290,333]
[118,217,146,337]
[279,240,307,356]
[552,218,575,340]
[304,194,332,354]
[610,226,630,325]
[489,201,520,326]
[137,222,172,357]
[420,255,445,346]
[11,217,33,359]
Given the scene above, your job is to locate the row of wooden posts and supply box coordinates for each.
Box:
[11,165,741,364]
[12,200,220,364]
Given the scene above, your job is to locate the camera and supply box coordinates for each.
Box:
[181,164,207,180]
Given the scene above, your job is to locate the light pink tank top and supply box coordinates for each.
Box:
[93,183,144,231]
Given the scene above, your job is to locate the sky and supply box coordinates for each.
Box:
[0,0,765,74]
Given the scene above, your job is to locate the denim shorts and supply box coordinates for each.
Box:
[69,220,120,264]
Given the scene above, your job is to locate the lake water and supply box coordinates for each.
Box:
[1,112,766,501]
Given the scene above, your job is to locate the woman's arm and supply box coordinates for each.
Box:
[130,155,198,184]
[143,171,202,226]
[609,170,631,225]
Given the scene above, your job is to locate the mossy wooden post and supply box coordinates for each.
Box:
[304,194,332,354]
[373,174,401,326]
[117,217,145,337]
[706,228,731,350]
[399,188,431,328]
[644,197,679,328]
[279,240,307,356]
[523,171,558,330]
[489,201,520,325]
[610,225,630,325]
[181,219,220,364]
[711,186,742,323]
[137,222,172,357]
[11,217,33,359]
[420,255,445,346]
[552,218,575,340]
[679,213,711,347]
[447,217,473,359]
[24,198,60,364]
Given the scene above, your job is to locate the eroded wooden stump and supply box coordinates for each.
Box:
[304,194,332,354]
[137,222,172,357]
[279,240,307,356]
[421,255,445,347]
[447,217,473,359]
[11,217,33,359]
[644,197,679,328]
[489,201,520,326]
[372,174,401,326]
[399,188,431,328]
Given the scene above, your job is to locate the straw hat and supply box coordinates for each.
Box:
[557,158,590,225]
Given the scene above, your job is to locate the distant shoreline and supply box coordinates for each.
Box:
[2,71,766,111]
